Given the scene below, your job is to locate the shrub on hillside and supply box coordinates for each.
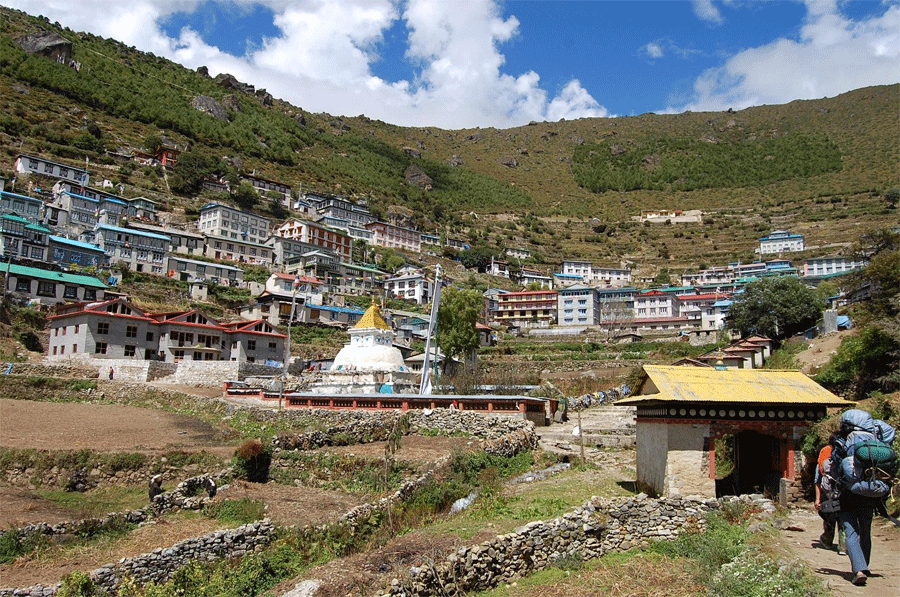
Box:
[233,439,272,483]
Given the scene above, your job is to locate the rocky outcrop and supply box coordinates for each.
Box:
[190,95,230,121]
[404,164,433,191]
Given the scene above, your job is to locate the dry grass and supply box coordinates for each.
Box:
[473,553,702,597]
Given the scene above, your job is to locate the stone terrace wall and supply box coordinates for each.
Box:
[270,408,538,453]
[378,494,775,597]
[0,520,277,597]
[174,360,281,386]
[3,362,98,378]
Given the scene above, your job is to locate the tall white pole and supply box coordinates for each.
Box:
[280,288,298,410]
[419,265,442,395]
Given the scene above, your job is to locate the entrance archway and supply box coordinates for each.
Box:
[734,430,783,497]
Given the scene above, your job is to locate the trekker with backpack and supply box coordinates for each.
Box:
[833,409,899,586]
[814,433,845,554]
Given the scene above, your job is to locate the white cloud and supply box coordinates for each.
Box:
[670,1,900,113]
[691,0,724,25]
[1,0,610,128]
[643,42,664,59]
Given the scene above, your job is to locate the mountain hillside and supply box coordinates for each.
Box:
[1,7,897,279]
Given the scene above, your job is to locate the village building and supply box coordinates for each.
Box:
[46,298,285,363]
[166,255,244,287]
[559,260,632,287]
[618,365,847,501]
[129,222,204,257]
[273,218,352,261]
[14,154,89,188]
[49,235,106,268]
[519,268,553,289]
[85,224,169,274]
[307,193,374,228]
[240,173,291,205]
[49,190,127,235]
[1,214,50,262]
[383,269,434,305]
[557,284,599,326]
[758,230,805,255]
[0,190,43,223]
[365,221,422,253]
[494,289,558,329]
[802,256,866,277]
[203,233,272,265]
[198,203,272,246]
[4,263,107,305]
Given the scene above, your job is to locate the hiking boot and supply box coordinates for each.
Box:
[852,572,867,586]
[819,534,834,549]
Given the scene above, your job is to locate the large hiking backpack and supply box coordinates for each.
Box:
[836,409,899,499]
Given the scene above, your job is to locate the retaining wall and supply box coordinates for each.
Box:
[379,494,775,597]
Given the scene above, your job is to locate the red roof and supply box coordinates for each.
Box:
[273,272,323,285]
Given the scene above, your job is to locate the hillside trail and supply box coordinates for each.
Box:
[538,402,900,597]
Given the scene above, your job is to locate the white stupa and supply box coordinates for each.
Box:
[312,301,419,394]
[330,301,406,372]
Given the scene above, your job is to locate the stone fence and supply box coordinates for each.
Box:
[271,408,539,453]
[0,520,277,597]
[379,494,775,597]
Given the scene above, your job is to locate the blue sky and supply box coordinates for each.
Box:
[3,1,898,128]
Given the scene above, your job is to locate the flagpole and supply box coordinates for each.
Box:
[419,265,442,395]
[280,276,300,410]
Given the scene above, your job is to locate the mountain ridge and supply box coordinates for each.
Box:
[1,6,897,277]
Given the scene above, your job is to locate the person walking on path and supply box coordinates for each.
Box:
[815,435,847,554]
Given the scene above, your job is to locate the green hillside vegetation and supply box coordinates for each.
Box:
[572,134,842,193]
[0,6,897,277]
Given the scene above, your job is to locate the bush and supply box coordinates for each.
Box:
[233,439,272,482]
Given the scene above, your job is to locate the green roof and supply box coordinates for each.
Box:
[26,223,51,232]
[1,214,31,224]
[7,264,107,288]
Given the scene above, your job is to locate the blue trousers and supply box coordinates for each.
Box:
[839,503,874,574]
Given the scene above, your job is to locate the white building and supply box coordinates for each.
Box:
[560,260,632,287]
[758,230,804,255]
[802,256,866,277]
[88,224,169,275]
[14,154,89,188]
[557,284,598,326]
[383,270,434,305]
[198,203,271,246]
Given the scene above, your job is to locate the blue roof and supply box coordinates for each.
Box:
[50,235,104,252]
[713,300,732,307]
[97,224,171,241]
[64,190,127,206]
[313,305,365,315]
[0,190,42,203]
[554,272,583,279]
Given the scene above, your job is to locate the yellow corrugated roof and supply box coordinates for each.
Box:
[618,365,848,406]
[354,302,391,330]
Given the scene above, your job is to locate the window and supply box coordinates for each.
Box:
[97,322,109,335]
[126,326,137,338]
[83,289,97,301]
[146,331,154,341]
[74,325,79,333]
[16,279,30,292]
[72,344,77,353]
[124,345,135,357]
[269,341,276,351]
[63,285,78,299]
[247,340,256,351]
[37,281,56,296]
[95,342,107,354]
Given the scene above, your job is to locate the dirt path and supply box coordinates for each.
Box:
[780,506,900,597]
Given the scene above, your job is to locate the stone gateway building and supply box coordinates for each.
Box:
[618,365,848,502]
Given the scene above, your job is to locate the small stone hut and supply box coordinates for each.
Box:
[618,365,848,503]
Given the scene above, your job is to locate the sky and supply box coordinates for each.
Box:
[2,0,898,129]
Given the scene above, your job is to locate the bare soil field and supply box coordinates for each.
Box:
[0,398,228,454]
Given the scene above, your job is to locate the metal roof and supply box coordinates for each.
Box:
[6,263,108,288]
[618,365,847,406]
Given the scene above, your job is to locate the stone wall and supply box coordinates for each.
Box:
[378,494,776,597]
[2,362,98,378]
[0,520,277,597]
[173,360,282,386]
[271,408,539,452]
